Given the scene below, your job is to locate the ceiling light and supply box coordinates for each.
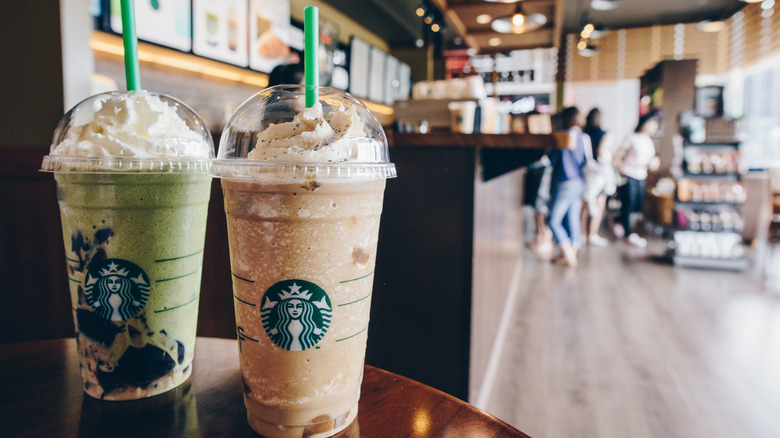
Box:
[476,14,492,24]
[697,20,727,32]
[415,39,425,48]
[738,0,763,3]
[431,23,441,32]
[583,23,595,33]
[577,39,588,50]
[579,44,598,57]
[424,15,433,25]
[484,0,521,3]
[590,0,620,11]
[588,25,608,39]
[416,5,426,17]
[488,37,502,47]
[491,4,547,34]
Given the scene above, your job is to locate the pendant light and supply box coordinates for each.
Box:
[590,0,620,11]
[491,2,547,34]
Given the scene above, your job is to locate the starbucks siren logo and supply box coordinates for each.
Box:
[261,280,332,351]
[84,259,150,321]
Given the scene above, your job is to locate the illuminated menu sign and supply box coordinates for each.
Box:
[248,0,296,73]
[110,0,192,52]
[192,0,249,67]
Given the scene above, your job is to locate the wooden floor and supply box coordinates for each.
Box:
[481,238,780,438]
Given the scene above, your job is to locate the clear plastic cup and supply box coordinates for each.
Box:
[41,91,213,400]
[212,85,395,438]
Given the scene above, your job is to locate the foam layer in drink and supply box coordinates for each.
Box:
[57,172,211,400]
[223,178,385,437]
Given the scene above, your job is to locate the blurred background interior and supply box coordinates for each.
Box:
[2,1,780,437]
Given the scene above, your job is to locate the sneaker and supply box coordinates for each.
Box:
[612,223,625,239]
[561,245,579,267]
[626,233,647,248]
[588,235,609,247]
[552,245,578,267]
[531,240,553,256]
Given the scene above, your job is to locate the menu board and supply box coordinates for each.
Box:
[368,46,386,103]
[331,47,349,91]
[193,0,249,67]
[319,18,340,87]
[110,0,192,52]
[349,37,370,99]
[248,0,297,73]
[384,55,399,105]
[398,62,411,99]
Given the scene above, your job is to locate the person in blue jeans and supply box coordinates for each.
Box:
[547,106,590,267]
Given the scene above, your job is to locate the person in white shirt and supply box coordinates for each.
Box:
[613,113,660,248]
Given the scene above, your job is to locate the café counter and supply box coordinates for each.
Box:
[368,131,567,402]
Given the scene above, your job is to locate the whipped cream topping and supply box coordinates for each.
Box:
[247,102,373,163]
[51,91,211,158]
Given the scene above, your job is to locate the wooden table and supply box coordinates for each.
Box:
[0,338,528,437]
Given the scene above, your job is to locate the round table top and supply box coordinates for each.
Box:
[0,337,528,437]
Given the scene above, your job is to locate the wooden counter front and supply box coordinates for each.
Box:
[368,131,557,402]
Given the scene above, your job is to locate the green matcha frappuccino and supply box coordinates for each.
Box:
[42,91,213,400]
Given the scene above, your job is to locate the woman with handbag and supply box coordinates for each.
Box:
[547,107,591,267]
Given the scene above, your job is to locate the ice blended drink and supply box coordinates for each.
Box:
[213,86,396,437]
[41,91,214,400]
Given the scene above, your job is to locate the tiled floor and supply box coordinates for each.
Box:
[482,239,780,438]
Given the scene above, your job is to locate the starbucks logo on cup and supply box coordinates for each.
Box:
[84,259,150,321]
[260,280,332,351]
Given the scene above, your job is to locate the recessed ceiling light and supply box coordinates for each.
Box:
[739,0,763,3]
[431,23,441,32]
[484,0,521,3]
[488,37,502,47]
[579,45,598,57]
[476,14,492,24]
[589,25,608,39]
[698,20,727,32]
[591,0,620,11]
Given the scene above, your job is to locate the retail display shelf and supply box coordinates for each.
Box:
[676,200,744,207]
[672,255,748,271]
[681,172,740,181]
[674,227,744,234]
[673,136,746,270]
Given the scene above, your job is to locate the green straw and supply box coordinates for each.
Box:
[304,6,319,107]
[120,0,141,90]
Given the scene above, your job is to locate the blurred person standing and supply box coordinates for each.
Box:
[613,113,660,248]
[547,107,590,267]
[268,63,305,86]
[582,108,616,246]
